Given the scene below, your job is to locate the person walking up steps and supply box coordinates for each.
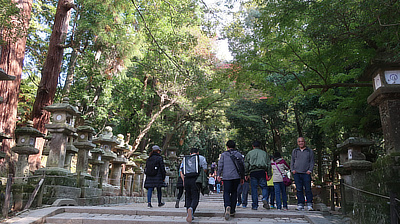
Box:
[175,169,184,208]
[144,145,166,208]
[272,152,290,210]
[244,140,271,210]
[217,140,244,220]
[291,137,315,211]
[180,148,207,223]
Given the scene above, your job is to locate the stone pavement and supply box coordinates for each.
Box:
[4,193,352,224]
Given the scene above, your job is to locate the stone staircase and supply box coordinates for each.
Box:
[7,193,336,224]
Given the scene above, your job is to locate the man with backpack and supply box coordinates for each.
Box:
[217,140,244,220]
[244,140,271,210]
[180,148,207,223]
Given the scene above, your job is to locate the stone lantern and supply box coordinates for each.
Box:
[109,134,129,187]
[337,137,374,213]
[0,132,12,159]
[64,133,78,171]
[74,121,96,177]
[89,147,104,186]
[92,126,118,187]
[363,63,400,154]
[11,121,44,211]
[41,97,80,171]
[12,121,45,183]
[0,68,16,103]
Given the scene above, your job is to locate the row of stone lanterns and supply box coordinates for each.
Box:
[8,97,150,206]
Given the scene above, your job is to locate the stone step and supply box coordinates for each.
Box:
[45,212,308,224]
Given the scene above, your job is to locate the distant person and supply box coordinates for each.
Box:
[244,140,271,210]
[237,174,249,208]
[217,140,244,220]
[180,148,207,223]
[266,157,275,209]
[291,137,315,211]
[144,145,166,208]
[271,152,290,210]
[208,174,216,193]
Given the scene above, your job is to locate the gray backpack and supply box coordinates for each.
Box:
[183,154,200,177]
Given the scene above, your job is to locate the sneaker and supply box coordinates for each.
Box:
[147,202,152,208]
[175,199,180,208]
[283,207,288,211]
[230,212,236,217]
[224,206,231,220]
[186,207,193,223]
[158,202,165,207]
[296,205,304,211]
[236,202,241,206]
[242,205,247,208]
[270,205,276,209]
[262,199,270,209]
[307,205,314,211]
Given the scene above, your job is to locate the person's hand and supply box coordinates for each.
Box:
[292,170,296,174]
[306,170,311,175]
[240,179,244,185]
[245,175,249,181]
[217,176,222,182]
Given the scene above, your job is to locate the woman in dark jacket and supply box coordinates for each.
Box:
[144,145,166,208]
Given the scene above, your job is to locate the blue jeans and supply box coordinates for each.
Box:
[216,184,221,193]
[274,182,287,209]
[250,176,268,209]
[147,187,162,204]
[293,173,313,205]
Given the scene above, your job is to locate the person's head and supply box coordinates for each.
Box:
[226,140,236,149]
[297,137,306,149]
[190,147,199,155]
[273,151,281,160]
[150,145,161,156]
[252,140,261,148]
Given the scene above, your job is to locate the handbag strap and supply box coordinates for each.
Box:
[273,162,285,177]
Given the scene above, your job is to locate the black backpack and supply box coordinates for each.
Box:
[182,154,200,177]
[229,151,245,179]
[145,156,159,176]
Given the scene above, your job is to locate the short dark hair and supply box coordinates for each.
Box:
[226,140,236,149]
[273,151,281,159]
[190,148,199,154]
[252,140,261,148]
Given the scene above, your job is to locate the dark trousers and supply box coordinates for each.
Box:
[223,179,240,213]
[184,176,201,213]
[293,173,313,205]
[177,187,184,200]
[267,186,275,206]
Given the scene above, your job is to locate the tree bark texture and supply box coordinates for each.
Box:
[30,0,74,170]
[0,0,33,174]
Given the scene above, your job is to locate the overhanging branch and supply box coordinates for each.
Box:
[304,83,372,91]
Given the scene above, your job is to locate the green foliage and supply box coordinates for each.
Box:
[0,0,24,45]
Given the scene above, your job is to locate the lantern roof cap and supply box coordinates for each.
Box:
[337,137,374,149]
[15,121,45,137]
[0,68,16,81]
[44,97,81,116]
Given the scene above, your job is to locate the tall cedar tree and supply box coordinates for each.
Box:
[0,0,33,174]
[30,0,75,169]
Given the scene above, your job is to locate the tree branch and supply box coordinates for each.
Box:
[304,82,372,91]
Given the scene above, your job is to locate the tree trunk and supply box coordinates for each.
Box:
[127,98,177,158]
[30,0,75,170]
[294,104,303,137]
[0,0,34,175]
